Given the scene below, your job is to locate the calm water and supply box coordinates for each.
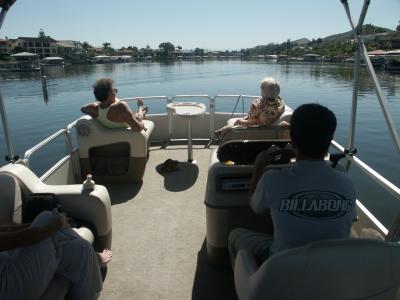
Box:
[0,61,399,226]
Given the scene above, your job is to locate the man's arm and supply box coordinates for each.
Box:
[120,102,146,132]
[248,150,273,205]
[80,103,99,118]
[0,217,64,251]
[0,223,30,232]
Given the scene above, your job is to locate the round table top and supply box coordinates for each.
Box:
[166,102,206,118]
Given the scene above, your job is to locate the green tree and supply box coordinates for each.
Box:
[397,21,400,32]
[12,45,27,54]
[102,42,111,55]
[194,48,204,56]
[82,41,91,51]
[159,42,175,59]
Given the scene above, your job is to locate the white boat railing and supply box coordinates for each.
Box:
[331,140,400,200]
[23,128,73,169]
[340,0,400,240]
[123,94,257,140]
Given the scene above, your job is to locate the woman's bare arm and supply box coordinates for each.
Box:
[81,103,99,118]
[0,218,64,251]
[120,102,146,132]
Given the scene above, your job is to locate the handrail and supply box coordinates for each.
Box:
[24,129,69,168]
[331,140,400,200]
[122,96,169,102]
[173,95,209,99]
[119,94,259,139]
[340,0,400,237]
[24,95,399,203]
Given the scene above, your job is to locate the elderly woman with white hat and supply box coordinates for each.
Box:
[215,77,287,138]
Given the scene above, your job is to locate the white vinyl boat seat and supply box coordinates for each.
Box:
[217,124,293,166]
[205,148,294,266]
[234,238,400,300]
[220,125,290,147]
[75,115,155,183]
[0,165,112,299]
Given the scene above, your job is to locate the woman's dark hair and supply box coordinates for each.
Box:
[93,78,113,102]
[290,103,337,159]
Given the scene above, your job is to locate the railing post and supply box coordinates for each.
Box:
[65,130,79,182]
[0,91,16,163]
[209,96,215,139]
[345,45,362,172]
[167,97,174,141]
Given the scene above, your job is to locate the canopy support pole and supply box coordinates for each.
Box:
[341,0,400,157]
[0,7,17,162]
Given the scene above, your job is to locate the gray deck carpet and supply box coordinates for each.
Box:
[100,144,237,300]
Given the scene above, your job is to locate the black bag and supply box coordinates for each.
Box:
[22,193,59,223]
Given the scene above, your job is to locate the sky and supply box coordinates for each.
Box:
[1,0,399,50]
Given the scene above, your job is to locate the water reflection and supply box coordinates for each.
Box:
[41,76,49,104]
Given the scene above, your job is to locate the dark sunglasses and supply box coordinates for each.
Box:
[113,88,118,93]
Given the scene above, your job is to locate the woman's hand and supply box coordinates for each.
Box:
[137,98,144,107]
[234,119,242,126]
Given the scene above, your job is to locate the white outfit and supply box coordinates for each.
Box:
[229,160,356,267]
[0,211,102,300]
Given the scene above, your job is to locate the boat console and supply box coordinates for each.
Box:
[75,116,155,183]
[205,125,295,266]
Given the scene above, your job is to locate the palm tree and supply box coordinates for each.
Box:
[102,42,111,55]
[82,41,91,51]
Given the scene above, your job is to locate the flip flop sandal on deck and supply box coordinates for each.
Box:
[159,159,180,173]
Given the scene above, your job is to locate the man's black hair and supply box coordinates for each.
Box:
[93,78,113,102]
[290,103,337,159]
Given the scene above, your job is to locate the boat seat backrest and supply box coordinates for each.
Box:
[0,173,22,224]
[220,126,290,150]
[75,115,154,158]
[227,107,292,128]
[234,238,400,300]
[0,164,112,242]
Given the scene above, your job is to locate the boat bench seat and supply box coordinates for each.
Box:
[0,164,112,299]
[220,124,291,147]
[205,147,293,266]
[234,238,400,300]
[75,116,155,183]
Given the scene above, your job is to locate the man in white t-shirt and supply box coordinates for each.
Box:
[228,103,356,267]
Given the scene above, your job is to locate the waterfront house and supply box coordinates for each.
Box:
[56,40,83,55]
[10,36,58,58]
